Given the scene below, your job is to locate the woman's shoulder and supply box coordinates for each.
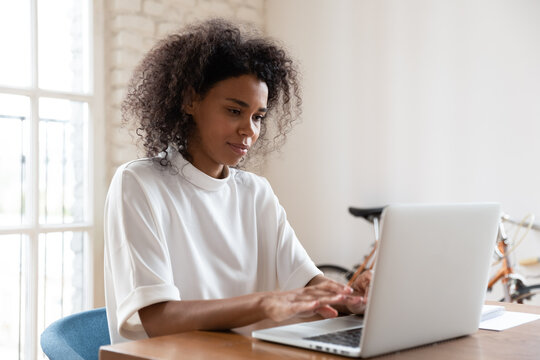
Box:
[231,168,274,194]
[121,157,153,170]
[112,158,169,184]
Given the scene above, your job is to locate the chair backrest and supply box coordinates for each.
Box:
[41,307,111,360]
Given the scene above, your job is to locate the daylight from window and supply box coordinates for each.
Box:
[0,0,92,359]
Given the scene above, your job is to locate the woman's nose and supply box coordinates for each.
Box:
[239,116,257,137]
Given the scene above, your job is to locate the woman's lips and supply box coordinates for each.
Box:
[228,142,249,156]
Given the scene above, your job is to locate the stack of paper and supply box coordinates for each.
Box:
[480,305,540,331]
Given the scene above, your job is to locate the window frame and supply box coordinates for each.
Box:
[0,0,105,358]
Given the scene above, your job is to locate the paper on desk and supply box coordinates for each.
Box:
[480,305,505,322]
[479,311,540,331]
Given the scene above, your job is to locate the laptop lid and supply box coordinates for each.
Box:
[359,202,500,357]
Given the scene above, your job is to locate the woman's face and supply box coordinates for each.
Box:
[186,74,268,178]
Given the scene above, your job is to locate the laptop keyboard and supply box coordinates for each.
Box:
[303,327,363,348]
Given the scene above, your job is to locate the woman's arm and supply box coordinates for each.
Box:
[139,280,360,337]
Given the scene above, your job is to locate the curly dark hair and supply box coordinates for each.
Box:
[122,18,302,168]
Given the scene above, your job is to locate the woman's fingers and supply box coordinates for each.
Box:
[352,270,372,296]
[314,305,339,319]
[301,279,365,316]
[345,270,372,314]
[347,302,367,314]
[313,280,354,295]
[261,282,364,322]
[296,287,348,300]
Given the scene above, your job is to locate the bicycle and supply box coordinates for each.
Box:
[317,206,540,303]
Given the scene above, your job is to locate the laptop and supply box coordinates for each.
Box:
[252,203,501,358]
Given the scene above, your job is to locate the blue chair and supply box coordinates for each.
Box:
[41,307,111,360]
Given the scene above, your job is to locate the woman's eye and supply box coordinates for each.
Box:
[228,108,241,115]
[254,114,266,122]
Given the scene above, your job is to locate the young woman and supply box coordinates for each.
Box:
[104,18,371,344]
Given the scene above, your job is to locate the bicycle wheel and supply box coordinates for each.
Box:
[317,264,352,284]
[511,284,540,303]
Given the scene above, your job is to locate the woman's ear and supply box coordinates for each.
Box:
[183,88,198,115]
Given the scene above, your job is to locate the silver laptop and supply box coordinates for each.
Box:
[252,203,501,358]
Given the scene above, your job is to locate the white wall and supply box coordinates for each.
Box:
[264,0,540,300]
[264,0,374,267]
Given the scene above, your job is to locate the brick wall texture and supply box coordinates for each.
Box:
[105,0,265,180]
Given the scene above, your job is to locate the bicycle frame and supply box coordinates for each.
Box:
[486,216,537,303]
[487,222,517,302]
[347,209,381,286]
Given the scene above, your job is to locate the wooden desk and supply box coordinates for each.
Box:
[100,302,540,359]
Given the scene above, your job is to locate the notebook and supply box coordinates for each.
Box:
[252,203,501,358]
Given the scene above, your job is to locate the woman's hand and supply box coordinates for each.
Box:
[260,280,364,322]
[346,270,372,314]
[305,272,372,315]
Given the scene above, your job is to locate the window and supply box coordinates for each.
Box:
[0,0,98,358]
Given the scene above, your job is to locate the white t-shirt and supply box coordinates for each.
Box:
[104,150,321,343]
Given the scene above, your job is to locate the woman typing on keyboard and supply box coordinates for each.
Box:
[104,18,371,344]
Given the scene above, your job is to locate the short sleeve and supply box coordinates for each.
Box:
[261,179,322,290]
[105,166,180,339]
